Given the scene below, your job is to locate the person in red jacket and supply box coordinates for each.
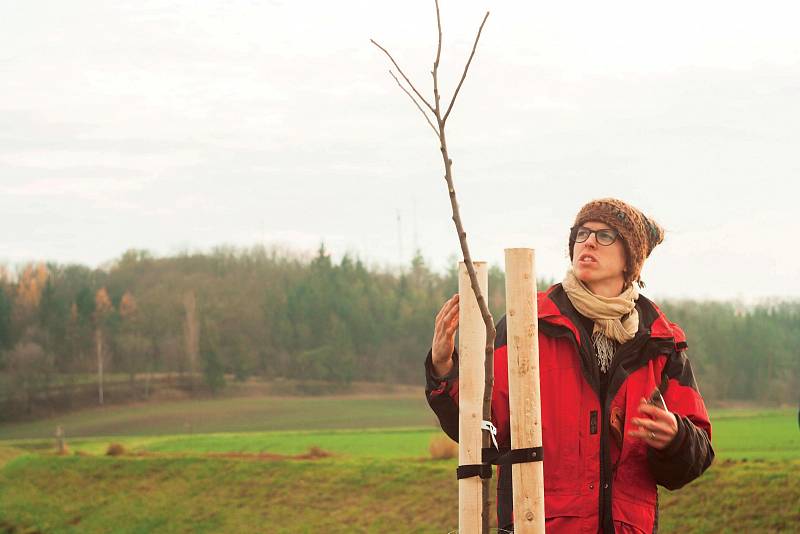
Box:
[426,198,714,533]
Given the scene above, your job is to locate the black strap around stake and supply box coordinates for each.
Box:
[457,447,543,480]
[456,463,493,480]
[482,446,543,466]
[501,447,543,465]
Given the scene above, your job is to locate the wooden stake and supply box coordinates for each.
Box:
[458,261,488,534]
[504,249,545,533]
[55,425,66,455]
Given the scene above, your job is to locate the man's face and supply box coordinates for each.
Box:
[571,220,627,294]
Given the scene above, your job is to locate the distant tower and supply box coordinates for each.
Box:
[396,209,403,266]
[412,197,419,255]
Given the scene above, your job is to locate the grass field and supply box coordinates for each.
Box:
[706,408,799,460]
[0,394,433,440]
[659,458,799,532]
[0,453,461,533]
[0,396,797,533]
[4,427,443,460]
[2,399,796,460]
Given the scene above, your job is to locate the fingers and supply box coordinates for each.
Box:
[434,295,459,335]
[628,397,678,450]
[435,294,458,325]
[433,295,453,335]
[636,401,671,421]
[442,300,460,336]
[627,427,673,450]
[629,417,674,437]
[435,294,456,323]
[432,294,459,363]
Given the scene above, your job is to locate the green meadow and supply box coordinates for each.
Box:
[0,397,798,533]
[0,394,435,440]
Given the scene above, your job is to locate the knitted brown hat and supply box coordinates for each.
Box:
[569,198,665,287]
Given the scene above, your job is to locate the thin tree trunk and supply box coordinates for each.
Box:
[183,291,199,391]
[431,12,495,526]
[96,328,104,405]
[372,4,493,530]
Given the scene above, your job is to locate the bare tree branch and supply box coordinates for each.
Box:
[431,0,443,121]
[434,0,443,70]
[370,39,436,113]
[430,7,495,533]
[388,70,439,136]
[443,11,490,124]
[373,5,495,530]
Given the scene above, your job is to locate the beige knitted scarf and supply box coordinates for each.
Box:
[562,269,640,372]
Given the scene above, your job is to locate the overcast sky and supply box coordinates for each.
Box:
[2,0,799,301]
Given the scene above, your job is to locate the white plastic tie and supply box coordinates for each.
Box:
[481,420,499,450]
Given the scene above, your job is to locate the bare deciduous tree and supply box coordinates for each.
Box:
[94,288,113,405]
[183,290,199,390]
[372,2,496,530]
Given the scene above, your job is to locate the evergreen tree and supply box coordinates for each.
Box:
[1,247,798,409]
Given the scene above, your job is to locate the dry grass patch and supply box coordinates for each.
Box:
[106,443,127,456]
[429,435,458,460]
[207,446,333,462]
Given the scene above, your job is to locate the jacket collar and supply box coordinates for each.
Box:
[538,283,686,350]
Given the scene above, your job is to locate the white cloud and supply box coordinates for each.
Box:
[1,0,799,298]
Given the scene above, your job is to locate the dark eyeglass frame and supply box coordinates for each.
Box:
[570,225,622,246]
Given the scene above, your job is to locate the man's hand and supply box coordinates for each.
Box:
[431,294,459,377]
[629,397,679,450]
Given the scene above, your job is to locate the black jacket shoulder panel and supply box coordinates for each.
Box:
[662,349,700,391]
[634,294,661,331]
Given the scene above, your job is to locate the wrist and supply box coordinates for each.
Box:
[432,358,453,378]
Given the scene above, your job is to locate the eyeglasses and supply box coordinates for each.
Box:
[571,226,621,246]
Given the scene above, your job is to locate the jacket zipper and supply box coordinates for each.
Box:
[599,331,651,532]
[541,319,655,532]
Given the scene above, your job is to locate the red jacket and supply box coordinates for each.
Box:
[426,284,714,533]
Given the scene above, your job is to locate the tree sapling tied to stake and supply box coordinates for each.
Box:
[371,2,497,531]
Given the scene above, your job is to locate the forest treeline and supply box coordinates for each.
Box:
[0,245,797,419]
